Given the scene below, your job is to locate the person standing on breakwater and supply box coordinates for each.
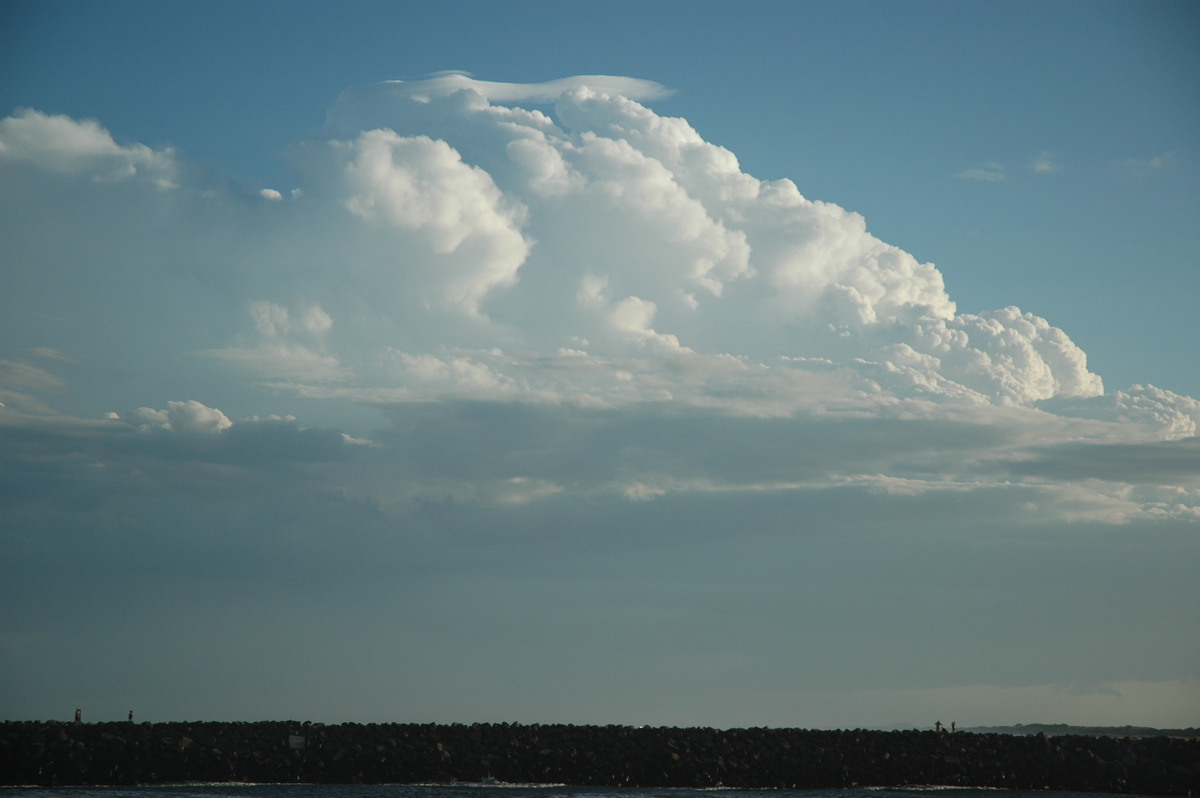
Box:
[935,720,942,732]
[951,721,957,732]
[74,708,81,724]
[128,710,133,722]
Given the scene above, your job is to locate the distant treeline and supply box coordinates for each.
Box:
[5,720,1200,794]
[964,723,1198,738]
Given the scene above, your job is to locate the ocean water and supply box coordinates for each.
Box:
[0,784,1153,798]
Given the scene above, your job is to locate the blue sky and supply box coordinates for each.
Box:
[2,0,1198,729]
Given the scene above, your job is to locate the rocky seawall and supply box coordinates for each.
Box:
[2,721,1198,795]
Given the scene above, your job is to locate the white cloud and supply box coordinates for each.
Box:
[0,108,177,187]
[206,302,348,383]
[3,79,1197,528]
[1121,150,1178,178]
[0,86,1125,425]
[937,307,1104,403]
[209,343,349,383]
[1115,384,1200,438]
[332,72,672,110]
[1031,151,1060,173]
[120,400,232,434]
[249,301,333,338]
[0,358,64,391]
[291,81,1105,412]
[0,359,66,417]
[333,129,532,314]
[1042,384,1200,440]
[3,60,1199,733]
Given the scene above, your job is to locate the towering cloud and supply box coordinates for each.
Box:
[6,74,1191,425]
[2,74,1198,728]
[0,76,1196,488]
[240,76,1110,411]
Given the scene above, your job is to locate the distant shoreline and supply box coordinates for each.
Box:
[959,723,1198,738]
[3,721,1198,794]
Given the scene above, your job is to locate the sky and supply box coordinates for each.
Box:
[1,0,1198,731]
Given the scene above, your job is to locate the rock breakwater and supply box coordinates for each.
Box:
[2,721,1197,794]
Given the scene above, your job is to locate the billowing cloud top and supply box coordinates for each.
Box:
[307,76,1104,411]
[0,108,177,186]
[1,75,1198,495]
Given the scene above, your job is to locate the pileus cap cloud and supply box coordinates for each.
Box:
[335,72,672,107]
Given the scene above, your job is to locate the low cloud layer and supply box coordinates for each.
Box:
[2,76,1198,727]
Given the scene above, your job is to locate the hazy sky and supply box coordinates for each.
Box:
[2,0,1198,730]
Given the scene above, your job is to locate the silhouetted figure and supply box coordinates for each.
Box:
[951,721,957,732]
[128,710,134,722]
[74,708,81,724]
[935,720,943,733]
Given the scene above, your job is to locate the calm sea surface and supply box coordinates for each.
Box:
[0,784,1153,798]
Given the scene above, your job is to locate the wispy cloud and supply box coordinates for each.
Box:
[1122,151,1177,177]
[954,163,1006,182]
[1031,151,1060,173]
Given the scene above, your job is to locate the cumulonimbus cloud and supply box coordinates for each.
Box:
[304,78,1105,409]
[1,75,1193,429]
[3,72,1198,732]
